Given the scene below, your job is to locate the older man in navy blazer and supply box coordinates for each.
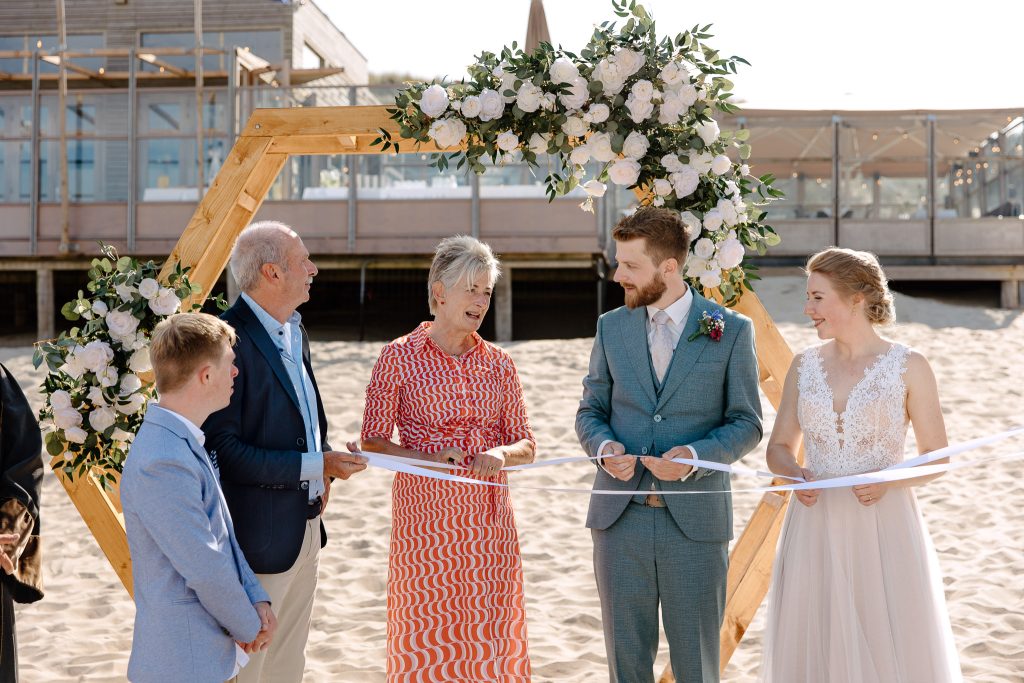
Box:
[204,221,367,682]
[122,313,275,683]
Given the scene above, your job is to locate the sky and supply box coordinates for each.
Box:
[318,0,1021,110]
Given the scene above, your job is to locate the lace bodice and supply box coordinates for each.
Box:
[797,343,911,477]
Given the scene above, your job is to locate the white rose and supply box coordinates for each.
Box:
[587,103,610,124]
[53,407,83,431]
[428,117,466,148]
[733,198,748,219]
[615,48,644,77]
[588,132,616,162]
[59,354,87,379]
[114,283,136,303]
[105,309,140,340]
[740,164,750,176]
[680,211,702,235]
[660,60,689,86]
[97,365,119,388]
[540,92,557,111]
[630,79,654,102]
[657,96,685,125]
[561,115,588,138]
[694,238,716,260]
[695,119,721,146]
[653,178,673,196]
[91,300,109,318]
[460,95,482,119]
[670,167,700,198]
[699,270,722,289]
[516,82,543,112]
[449,99,462,112]
[703,209,724,232]
[500,73,519,103]
[558,76,589,111]
[569,143,592,165]
[608,159,641,186]
[717,198,739,226]
[111,428,135,444]
[689,151,713,175]
[128,347,152,373]
[120,373,143,396]
[686,257,708,278]
[478,89,505,121]
[116,393,147,415]
[64,426,87,444]
[711,154,732,176]
[622,131,650,160]
[149,288,182,317]
[675,83,698,108]
[652,197,665,207]
[492,62,507,78]
[496,131,519,152]
[625,95,654,124]
[87,386,108,406]
[583,180,607,197]
[550,57,580,84]
[78,340,114,373]
[661,154,684,173]
[419,84,450,118]
[717,238,746,269]
[528,133,550,156]
[594,58,626,95]
[138,278,160,300]
[50,389,73,411]
[88,406,117,432]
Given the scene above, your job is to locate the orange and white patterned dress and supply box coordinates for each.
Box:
[361,322,535,682]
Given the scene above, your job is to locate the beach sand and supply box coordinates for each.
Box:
[4,276,1022,682]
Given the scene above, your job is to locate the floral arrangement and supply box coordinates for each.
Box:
[688,309,725,342]
[373,0,783,305]
[33,244,224,484]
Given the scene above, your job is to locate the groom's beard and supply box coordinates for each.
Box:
[623,271,667,309]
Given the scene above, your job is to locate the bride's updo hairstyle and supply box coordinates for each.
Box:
[805,247,895,325]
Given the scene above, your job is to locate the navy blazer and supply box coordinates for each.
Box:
[203,297,332,574]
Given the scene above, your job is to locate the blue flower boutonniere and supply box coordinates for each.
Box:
[688,310,725,342]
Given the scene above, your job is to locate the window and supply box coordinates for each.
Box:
[0,34,104,75]
[301,43,324,69]
[140,30,282,72]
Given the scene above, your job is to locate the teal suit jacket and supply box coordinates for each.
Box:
[576,287,763,540]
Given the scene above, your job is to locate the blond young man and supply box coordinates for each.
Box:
[122,313,276,683]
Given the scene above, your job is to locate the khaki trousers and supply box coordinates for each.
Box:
[235,515,320,683]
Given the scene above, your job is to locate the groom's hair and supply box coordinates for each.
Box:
[150,313,237,393]
[612,207,691,267]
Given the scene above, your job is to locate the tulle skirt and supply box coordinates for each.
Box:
[761,485,962,683]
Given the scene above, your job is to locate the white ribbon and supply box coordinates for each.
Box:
[355,425,1024,496]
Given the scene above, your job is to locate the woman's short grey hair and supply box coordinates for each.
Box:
[427,235,501,315]
[229,221,296,293]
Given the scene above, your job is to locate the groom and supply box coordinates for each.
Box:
[576,207,763,682]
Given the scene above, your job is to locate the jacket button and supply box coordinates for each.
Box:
[641,447,649,455]
[300,481,309,490]
[297,437,305,447]
[654,415,663,423]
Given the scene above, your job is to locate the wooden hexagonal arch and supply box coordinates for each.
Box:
[57,104,798,677]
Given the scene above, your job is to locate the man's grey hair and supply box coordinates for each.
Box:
[229,221,297,293]
[427,235,501,315]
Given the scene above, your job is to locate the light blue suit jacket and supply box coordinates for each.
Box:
[576,287,763,539]
[122,405,270,683]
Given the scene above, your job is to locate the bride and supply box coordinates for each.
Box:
[761,247,962,682]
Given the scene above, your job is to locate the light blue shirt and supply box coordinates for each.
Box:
[241,293,324,501]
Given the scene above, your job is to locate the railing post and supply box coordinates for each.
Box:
[347,85,358,252]
[30,50,41,255]
[128,47,138,252]
[831,115,841,246]
[927,114,936,257]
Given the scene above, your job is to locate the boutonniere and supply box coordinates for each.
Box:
[688,310,725,342]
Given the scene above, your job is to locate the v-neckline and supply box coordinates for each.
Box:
[816,343,896,420]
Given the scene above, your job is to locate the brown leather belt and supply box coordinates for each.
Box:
[644,493,666,508]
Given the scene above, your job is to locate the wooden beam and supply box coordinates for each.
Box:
[50,456,133,596]
[158,135,286,303]
[243,105,421,139]
[266,132,456,155]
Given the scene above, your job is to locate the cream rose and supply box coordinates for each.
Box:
[88,406,117,432]
[561,115,588,138]
[460,95,482,119]
[695,119,721,146]
[717,238,746,269]
[478,89,504,121]
[496,131,520,152]
[653,178,673,196]
[550,57,580,84]
[711,154,732,176]
[588,132,616,163]
[586,103,610,124]
[138,278,160,300]
[622,131,650,161]
[419,84,450,118]
[149,288,182,317]
[516,82,543,112]
[693,238,716,261]
[608,159,641,186]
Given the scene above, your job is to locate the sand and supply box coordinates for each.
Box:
[3,276,1023,682]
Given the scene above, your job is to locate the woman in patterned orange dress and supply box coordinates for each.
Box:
[360,236,536,682]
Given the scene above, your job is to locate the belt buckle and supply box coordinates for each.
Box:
[645,493,666,508]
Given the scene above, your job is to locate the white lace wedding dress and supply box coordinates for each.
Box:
[761,343,962,682]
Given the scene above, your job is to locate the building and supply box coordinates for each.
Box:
[0,1,1021,343]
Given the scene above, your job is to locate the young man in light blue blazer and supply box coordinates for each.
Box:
[577,207,763,683]
[122,313,276,683]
